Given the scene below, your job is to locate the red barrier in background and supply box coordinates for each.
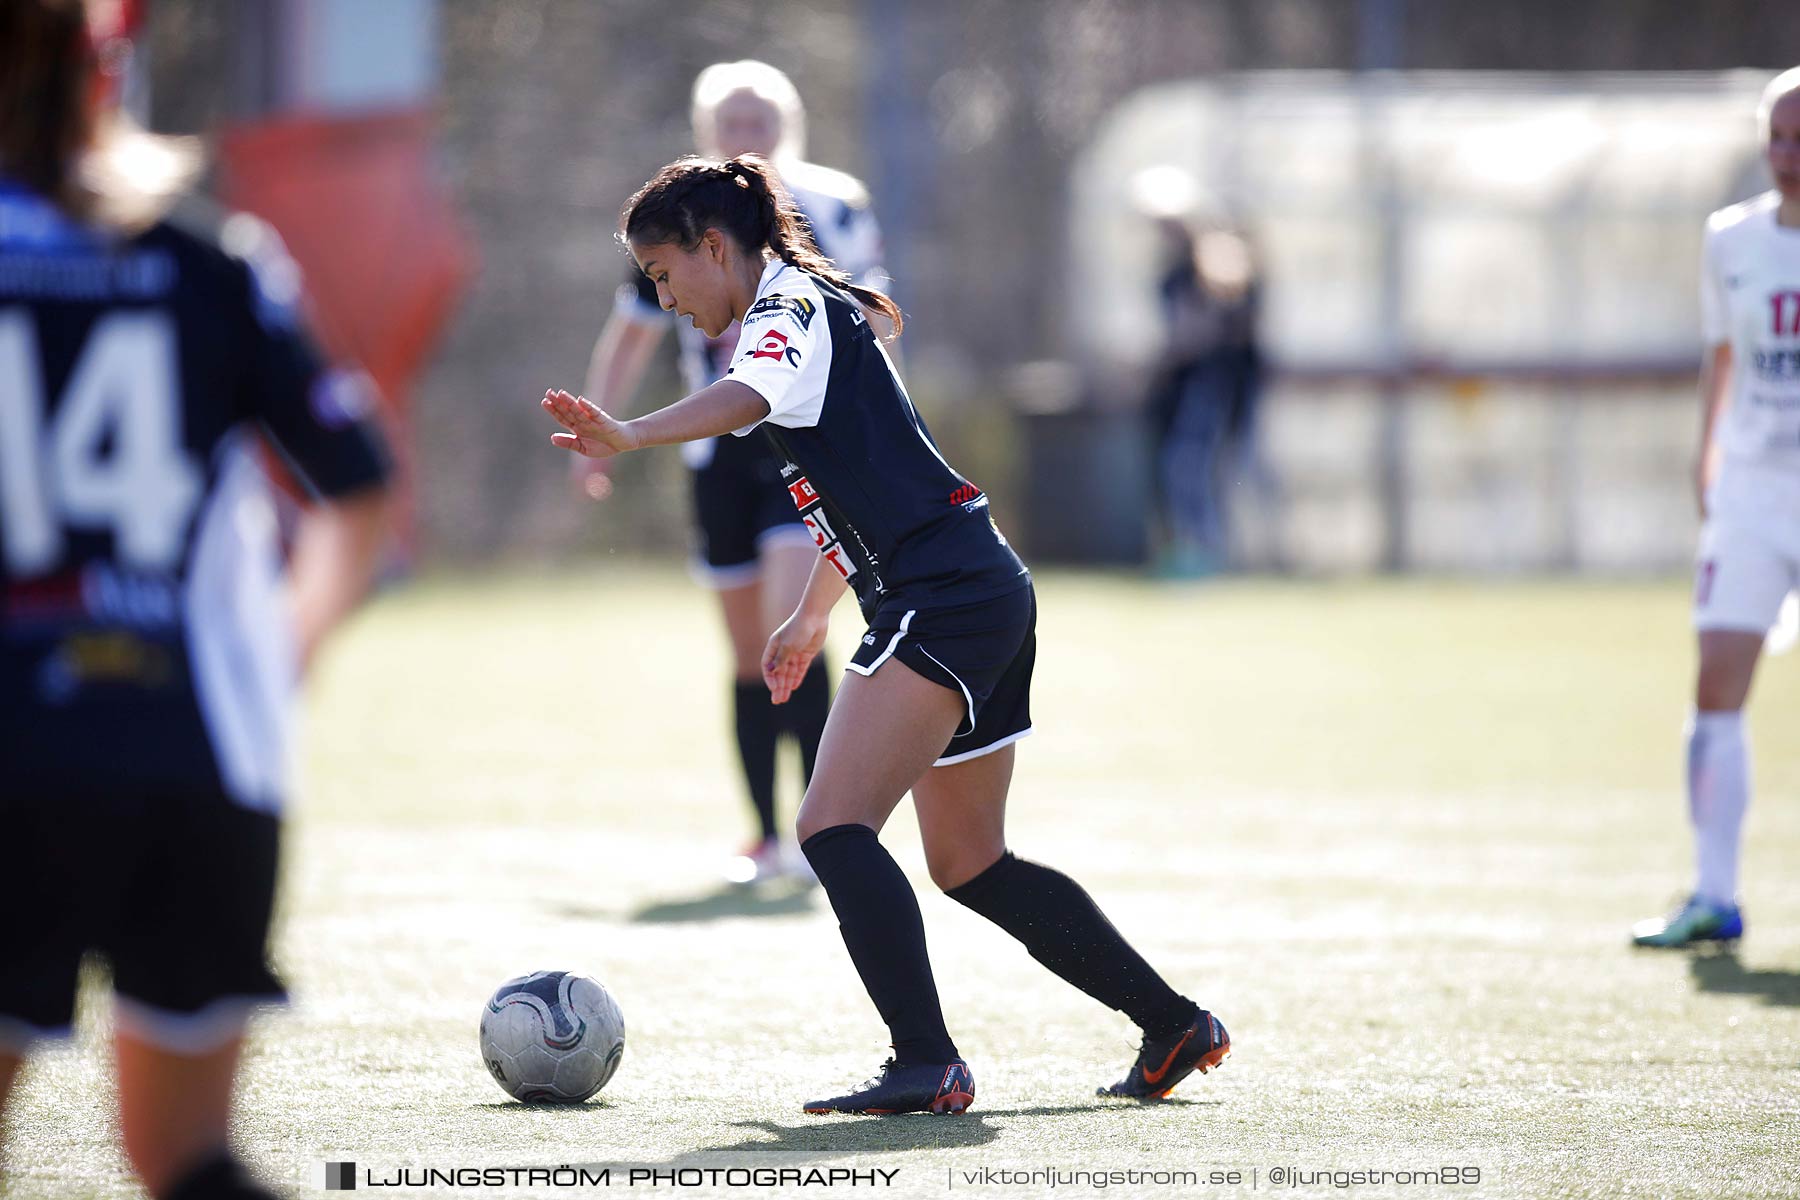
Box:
[219,108,474,564]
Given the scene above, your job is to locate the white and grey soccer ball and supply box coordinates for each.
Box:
[479,971,625,1103]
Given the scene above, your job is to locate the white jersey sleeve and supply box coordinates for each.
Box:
[725,265,834,433]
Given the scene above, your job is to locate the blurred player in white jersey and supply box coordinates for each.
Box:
[575,62,888,884]
[1633,68,1800,948]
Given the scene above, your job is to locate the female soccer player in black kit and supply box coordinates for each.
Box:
[0,1,391,1194]
[576,61,887,885]
[541,155,1229,1114]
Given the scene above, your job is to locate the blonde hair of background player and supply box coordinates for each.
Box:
[1757,65,1800,144]
[692,59,806,165]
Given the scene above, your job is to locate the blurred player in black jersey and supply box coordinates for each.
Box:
[0,2,392,1196]
[575,62,887,886]
[539,156,1229,1115]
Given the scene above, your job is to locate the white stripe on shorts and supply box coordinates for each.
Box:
[756,525,817,552]
[844,609,917,676]
[689,557,761,590]
[918,644,976,737]
[113,993,284,1056]
[934,726,1034,767]
[0,1013,67,1054]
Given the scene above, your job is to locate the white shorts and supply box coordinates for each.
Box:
[1694,461,1800,634]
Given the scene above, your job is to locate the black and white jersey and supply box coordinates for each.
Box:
[0,181,390,810]
[613,161,887,471]
[725,261,1027,618]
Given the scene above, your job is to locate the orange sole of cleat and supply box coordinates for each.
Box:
[930,1091,974,1115]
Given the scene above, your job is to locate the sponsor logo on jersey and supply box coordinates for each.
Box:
[779,461,800,478]
[802,510,838,549]
[785,474,857,581]
[949,482,990,515]
[786,476,821,509]
[842,523,886,595]
[37,630,176,702]
[1771,290,1800,336]
[746,294,817,330]
[4,565,180,630]
[749,327,803,367]
[948,482,984,510]
[1751,349,1800,382]
[820,544,857,580]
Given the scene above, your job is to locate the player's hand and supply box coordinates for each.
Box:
[763,610,829,705]
[541,388,640,458]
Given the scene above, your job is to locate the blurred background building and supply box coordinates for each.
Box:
[137,0,1800,572]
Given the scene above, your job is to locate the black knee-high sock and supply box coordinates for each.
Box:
[801,824,959,1064]
[733,680,778,841]
[165,1153,280,1200]
[947,852,1197,1037]
[780,655,832,784]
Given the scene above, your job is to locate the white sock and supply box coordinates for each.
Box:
[1687,710,1750,908]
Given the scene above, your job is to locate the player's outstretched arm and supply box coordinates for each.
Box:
[763,554,848,705]
[541,380,770,458]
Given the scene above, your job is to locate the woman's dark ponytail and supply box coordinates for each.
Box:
[622,154,903,338]
[0,0,198,231]
[0,0,94,217]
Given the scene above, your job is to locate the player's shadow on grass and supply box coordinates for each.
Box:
[470,1101,624,1113]
[625,884,818,925]
[659,1103,1169,1158]
[1689,949,1800,1007]
[677,1115,1006,1156]
[980,1101,1226,1115]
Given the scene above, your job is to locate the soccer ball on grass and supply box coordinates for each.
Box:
[478,970,625,1103]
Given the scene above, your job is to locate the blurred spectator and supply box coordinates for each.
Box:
[1136,168,1265,575]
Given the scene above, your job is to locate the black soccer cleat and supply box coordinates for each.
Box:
[1098,1008,1230,1101]
[803,1058,975,1115]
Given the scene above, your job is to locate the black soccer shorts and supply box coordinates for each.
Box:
[847,583,1036,765]
[0,767,286,1053]
[689,432,813,587]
